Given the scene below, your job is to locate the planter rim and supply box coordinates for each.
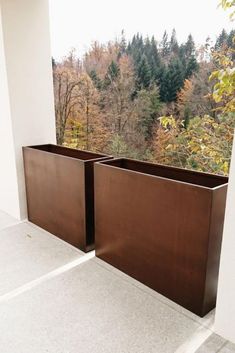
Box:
[95,157,228,190]
[23,144,112,163]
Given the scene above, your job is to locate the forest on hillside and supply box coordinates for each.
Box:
[53,27,235,175]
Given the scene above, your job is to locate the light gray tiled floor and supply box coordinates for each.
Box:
[0,210,20,230]
[220,343,235,353]
[0,260,212,353]
[0,210,234,353]
[0,220,83,295]
[195,333,226,352]
[93,257,216,329]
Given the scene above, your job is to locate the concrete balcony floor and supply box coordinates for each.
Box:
[0,210,234,353]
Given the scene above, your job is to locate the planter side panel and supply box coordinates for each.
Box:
[202,185,228,315]
[95,163,214,315]
[23,148,86,250]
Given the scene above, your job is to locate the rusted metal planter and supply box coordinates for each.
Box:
[95,158,228,316]
[23,144,110,252]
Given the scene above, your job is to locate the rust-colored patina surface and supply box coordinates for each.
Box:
[95,158,228,316]
[23,144,110,252]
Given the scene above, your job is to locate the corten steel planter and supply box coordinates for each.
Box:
[95,158,228,316]
[23,144,111,252]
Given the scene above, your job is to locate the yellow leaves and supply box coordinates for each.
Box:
[209,70,220,81]
[188,142,202,154]
[153,114,235,175]
[67,117,83,129]
[223,161,229,174]
[159,115,177,129]
[210,42,235,114]
[219,0,235,19]
[176,79,194,119]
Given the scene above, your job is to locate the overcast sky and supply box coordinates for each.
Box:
[49,0,234,60]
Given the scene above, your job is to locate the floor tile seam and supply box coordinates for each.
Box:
[0,252,95,304]
[174,327,214,353]
[216,341,230,353]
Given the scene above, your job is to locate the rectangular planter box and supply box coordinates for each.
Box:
[23,144,111,252]
[95,158,228,316]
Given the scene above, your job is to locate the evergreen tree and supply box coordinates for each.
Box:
[128,34,144,67]
[104,61,120,87]
[227,30,235,60]
[178,44,187,68]
[179,35,198,80]
[142,36,162,83]
[136,85,161,138]
[136,33,144,51]
[185,34,195,59]
[159,65,168,102]
[124,31,199,102]
[215,29,228,50]
[170,29,179,54]
[214,29,235,60]
[107,61,120,80]
[151,36,160,63]
[89,70,102,90]
[227,29,235,48]
[144,36,152,57]
[185,56,199,78]
[137,54,152,89]
[161,31,170,57]
[118,29,127,58]
[162,58,184,102]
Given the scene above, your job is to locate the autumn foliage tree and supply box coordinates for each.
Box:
[153,115,235,174]
[53,58,80,145]
[211,0,235,114]
[52,22,235,174]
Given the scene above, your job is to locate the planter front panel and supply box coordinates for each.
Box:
[23,145,110,252]
[24,147,86,250]
[95,162,228,316]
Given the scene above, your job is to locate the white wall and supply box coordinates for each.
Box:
[0,0,56,219]
[0,5,21,219]
[215,135,235,343]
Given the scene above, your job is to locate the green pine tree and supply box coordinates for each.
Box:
[185,34,195,59]
[89,70,102,90]
[161,31,170,57]
[185,56,199,78]
[136,85,162,138]
[163,58,184,102]
[215,29,228,50]
[137,55,152,89]
[170,29,179,54]
[118,29,127,58]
